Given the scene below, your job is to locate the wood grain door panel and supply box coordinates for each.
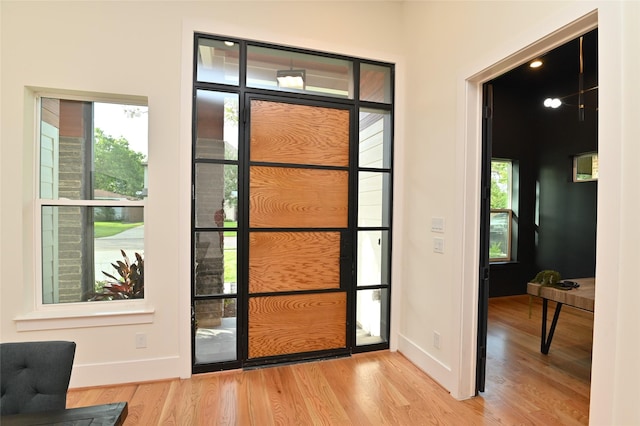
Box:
[248,293,347,358]
[250,100,349,167]
[249,166,348,228]
[248,98,350,361]
[249,232,341,293]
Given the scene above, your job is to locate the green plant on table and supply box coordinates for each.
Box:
[531,270,561,286]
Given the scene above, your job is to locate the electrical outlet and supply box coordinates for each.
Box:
[433,331,441,349]
[433,237,445,254]
[135,333,147,349]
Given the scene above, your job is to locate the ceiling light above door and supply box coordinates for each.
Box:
[276,69,306,90]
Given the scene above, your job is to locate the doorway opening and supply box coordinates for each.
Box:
[476,25,598,412]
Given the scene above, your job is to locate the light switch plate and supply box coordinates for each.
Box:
[433,237,445,254]
[431,217,445,233]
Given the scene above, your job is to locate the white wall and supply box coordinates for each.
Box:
[399,1,639,424]
[597,3,640,424]
[0,0,405,386]
[2,1,638,424]
[398,0,587,393]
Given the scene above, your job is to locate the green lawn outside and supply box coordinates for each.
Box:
[95,221,236,280]
[223,221,237,282]
[95,222,143,238]
[224,220,237,237]
[224,249,237,283]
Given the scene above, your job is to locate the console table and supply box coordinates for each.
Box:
[0,401,127,426]
[527,277,595,354]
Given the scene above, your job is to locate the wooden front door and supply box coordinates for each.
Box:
[247,98,351,361]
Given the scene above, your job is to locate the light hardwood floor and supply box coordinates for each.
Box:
[67,295,592,425]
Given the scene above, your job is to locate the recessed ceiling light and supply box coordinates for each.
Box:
[530,59,543,68]
[224,41,235,47]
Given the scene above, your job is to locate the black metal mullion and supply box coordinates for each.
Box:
[194,293,237,300]
[249,288,346,299]
[249,227,346,233]
[359,101,393,111]
[84,102,96,298]
[190,34,200,372]
[384,64,395,348]
[355,284,390,291]
[244,347,351,369]
[347,61,361,351]
[249,161,349,172]
[238,41,249,363]
[244,87,355,106]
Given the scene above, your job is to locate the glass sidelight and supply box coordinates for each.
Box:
[356,288,389,346]
[192,89,240,368]
[355,102,392,349]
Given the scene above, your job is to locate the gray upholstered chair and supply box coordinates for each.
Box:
[0,341,76,415]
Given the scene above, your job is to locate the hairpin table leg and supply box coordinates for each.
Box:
[541,298,563,354]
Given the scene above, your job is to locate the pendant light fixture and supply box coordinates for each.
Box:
[543,34,597,117]
[276,59,306,90]
[578,36,585,121]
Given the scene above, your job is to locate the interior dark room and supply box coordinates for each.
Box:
[488,29,598,298]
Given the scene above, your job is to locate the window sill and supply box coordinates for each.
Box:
[14,303,155,331]
[490,260,520,266]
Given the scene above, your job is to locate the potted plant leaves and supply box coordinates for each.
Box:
[89,250,144,300]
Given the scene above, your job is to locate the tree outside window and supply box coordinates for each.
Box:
[490,159,512,261]
[38,97,147,304]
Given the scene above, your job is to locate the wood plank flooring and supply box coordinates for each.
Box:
[482,295,592,425]
[67,295,592,425]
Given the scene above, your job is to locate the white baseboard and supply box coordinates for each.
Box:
[69,341,454,392]
[69,355,181,388]
[397,333,453,393]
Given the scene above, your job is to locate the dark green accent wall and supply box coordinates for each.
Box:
[489,65,598,297]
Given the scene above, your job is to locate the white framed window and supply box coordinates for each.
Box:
[36,94,148,306]
[490,159,513,261]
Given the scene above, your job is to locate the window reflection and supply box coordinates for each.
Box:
[359,108,391,169]
[360,63,392,103]
[196,38,240,85]
[358,171,390,227]
[195,298,237,364]
[356,288,388,346]
[247,45,353,98]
